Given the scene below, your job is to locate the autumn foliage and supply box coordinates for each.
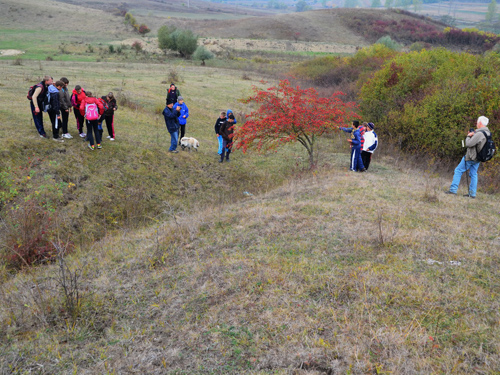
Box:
[236,80,358,167]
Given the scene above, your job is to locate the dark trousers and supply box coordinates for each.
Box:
[103,115,115,138]
[86,119,101,146]
[361,151,372,170]
[221,139,232,161]
[179,124,186,141]
[48,111,60,138]
[60,109,69,134]
[74,108,85,134]
[30,103,45,136]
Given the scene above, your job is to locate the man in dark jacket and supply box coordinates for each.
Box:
[214,111,226,155]
[163,98,181,153]
[219,113,235,162]
[29,75,53,138]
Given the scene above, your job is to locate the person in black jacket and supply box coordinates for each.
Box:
[214,111,226,155]
[165,83,180,106]
[99,92,118,141]
[163,98,181,153]
[29,75,53,138]
[219,113,235,163]
[47,81,64,142]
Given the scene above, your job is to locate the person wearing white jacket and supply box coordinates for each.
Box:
[361,122,378,170]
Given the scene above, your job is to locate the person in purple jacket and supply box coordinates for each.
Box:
[340,120,366,172]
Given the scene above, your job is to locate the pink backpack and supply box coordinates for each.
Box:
[85,103,99,120]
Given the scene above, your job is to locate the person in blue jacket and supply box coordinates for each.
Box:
[175,96,189,143]
[340,120,366,172]
[226,109,237,125]
[163,98,181,153]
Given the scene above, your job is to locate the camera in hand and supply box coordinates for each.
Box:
[469,128,475,133]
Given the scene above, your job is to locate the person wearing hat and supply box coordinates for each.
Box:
[174,96,189,143]
[340,120,366,172]
[163,98,181,153]
[166,83,180,106]
[361,122,378,170]
[219,113,235,162]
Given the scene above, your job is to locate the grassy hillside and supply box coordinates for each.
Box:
[1,3,500,374]
[2,138,500,373]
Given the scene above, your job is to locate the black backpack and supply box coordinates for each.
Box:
[476,130,496,162]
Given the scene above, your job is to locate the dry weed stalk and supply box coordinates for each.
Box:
[376,210,400,247]
[53,241,85,321]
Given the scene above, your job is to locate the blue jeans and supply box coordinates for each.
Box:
[169,131,178,151]
[30,102,45,136]
[450,157,480,197]
[217,135,223,155]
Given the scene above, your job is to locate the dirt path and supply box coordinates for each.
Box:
[119,37,359,55]
[0,49,24,56]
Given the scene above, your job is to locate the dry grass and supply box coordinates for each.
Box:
[1,3,500,374]
[1,146,500,373]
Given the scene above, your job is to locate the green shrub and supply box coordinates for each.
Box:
[375,35,403,51]
[193,46,214,65]
[359,48,500,168]
[158,26,198,58]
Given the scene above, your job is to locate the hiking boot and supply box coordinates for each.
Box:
[88,144,95,151]
[359,168,367,172]
[62,133,73,139]
[169,150,178,153]
[39,134,47,139]
[53,137,64,143]
[97,144,102,149]
[445,191,456,195]
[463,194,476,198]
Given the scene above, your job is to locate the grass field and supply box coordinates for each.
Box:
[1,1,500,374]
[2,56,500,374]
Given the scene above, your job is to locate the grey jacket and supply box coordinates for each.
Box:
[59,87,72,111]
[465,127,490,161]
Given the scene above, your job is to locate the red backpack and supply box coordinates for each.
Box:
[98,97,109,112]
[27,83,44,101]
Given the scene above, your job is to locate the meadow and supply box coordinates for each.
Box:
[1,1,500,374]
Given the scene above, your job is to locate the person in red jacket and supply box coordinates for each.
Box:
[71,85,87,138]
[79,92,104,150]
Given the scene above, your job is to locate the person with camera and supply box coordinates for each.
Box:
[446,116,491,198]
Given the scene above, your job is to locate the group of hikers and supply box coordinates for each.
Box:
[28,75,118,150]
[161,83,235,162]
[340,116,494,198]
[340,120,379,172]
[29,76,494,197]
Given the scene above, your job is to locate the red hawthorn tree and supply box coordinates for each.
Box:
[235,80,358,167]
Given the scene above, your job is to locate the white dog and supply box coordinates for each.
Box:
[180,137,200,151]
